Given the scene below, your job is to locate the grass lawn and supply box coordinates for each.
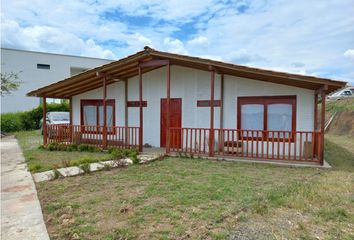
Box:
[32,133,354,239]
[15,130,113,172]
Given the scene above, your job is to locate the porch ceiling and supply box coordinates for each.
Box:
[27,46,346,98]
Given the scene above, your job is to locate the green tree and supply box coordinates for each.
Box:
[1,71,22,96]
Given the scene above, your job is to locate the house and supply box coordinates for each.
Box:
[27,47,346,166]
[1,48,113,113]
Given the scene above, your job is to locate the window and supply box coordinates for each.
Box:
[80,100,115,132]
[37,64,50,70]
[237,96,296,140]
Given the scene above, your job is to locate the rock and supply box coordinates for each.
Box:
[72,233,80,240]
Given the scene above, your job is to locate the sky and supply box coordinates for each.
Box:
[2,0,354,85]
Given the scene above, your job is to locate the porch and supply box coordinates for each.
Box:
[45,124,323,165]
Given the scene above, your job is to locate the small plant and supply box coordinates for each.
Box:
[110,148,124,159]
[78,144,89,152]
[80,163,91,174]
[37,145,46,150]
[66,144,78,152]
[47,142,60,151]
[52,169,61,180]
[102,163,112,171]
[129,151,139,164]
[28,163,43,172]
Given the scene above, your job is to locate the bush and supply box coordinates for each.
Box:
[0,102,69,132]
[78,144,89,152]
[66,144,78,152]
[48,142,60,151]
[0,112,24,132]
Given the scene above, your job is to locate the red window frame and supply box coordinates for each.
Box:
[80,99,116,133]
[237,95,296,141]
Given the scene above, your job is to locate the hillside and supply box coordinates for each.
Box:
[326,98,354,136]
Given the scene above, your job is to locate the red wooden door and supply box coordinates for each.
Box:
[160,98,182,148]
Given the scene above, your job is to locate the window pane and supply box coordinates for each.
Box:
[268,103,292,138]
[83,105,96,125]
[98,105,114,126]
[241,104,264,137]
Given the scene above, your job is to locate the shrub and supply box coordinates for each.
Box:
[48,142,60,151]
[110,148,124,159]
[0,102,69,132]
[129,151,139,164]
[0,112,24,132]
[66,144,78,152]
[78,144,89,152]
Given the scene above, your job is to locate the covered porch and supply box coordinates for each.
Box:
[28,47,345,166]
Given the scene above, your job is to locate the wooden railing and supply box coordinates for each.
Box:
[46,124,140,149]
[169,128,322,163]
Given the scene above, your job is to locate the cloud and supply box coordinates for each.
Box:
[344,49,354,60]
[1,0,354,84]
[1,19,116,59]
[187,36,209,48]
[227,49,266,64]
[163,37,187,54]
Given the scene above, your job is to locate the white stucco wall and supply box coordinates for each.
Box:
[1,48,112,113]
[71,65,314,149]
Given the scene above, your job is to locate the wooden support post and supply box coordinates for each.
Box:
[166,62,171,153]
[209,69,215,157]
[219,74,224,152]
[320,87,326,165]
[314,93,318,130]
[42,96,47,146]
[124,79,129,146]
[102,75,108,148]
[69,97,73,125]
[138,64,143,152]
[69,97,73,143]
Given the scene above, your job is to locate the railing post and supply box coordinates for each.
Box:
[319,86,327,165]
[42,96,47,146]
[138,64,143,152]
[102,75,108,148]
[219,74,224,153]
[69,97,73,144]
[209,67,215,157]
[124,79,129,147]
[166,62,171,154]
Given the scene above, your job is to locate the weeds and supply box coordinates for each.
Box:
[52,169,62,180]
[28,163,43,172]
[80,163,91,174]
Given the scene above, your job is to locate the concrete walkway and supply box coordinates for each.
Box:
[1,136,49,240]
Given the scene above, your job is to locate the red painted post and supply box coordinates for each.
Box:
[219,74,224,153]
[314,93,318,130]
[124,79,129,147]
[166,62,171,153]
[138,64,143,152]
[209,69,215,157]
[320,88,326,165]
[69,97,73,143]
[42,96,47,146]
[102,75,108,148]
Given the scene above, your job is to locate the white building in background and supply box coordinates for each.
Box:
[1,48,113,113]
